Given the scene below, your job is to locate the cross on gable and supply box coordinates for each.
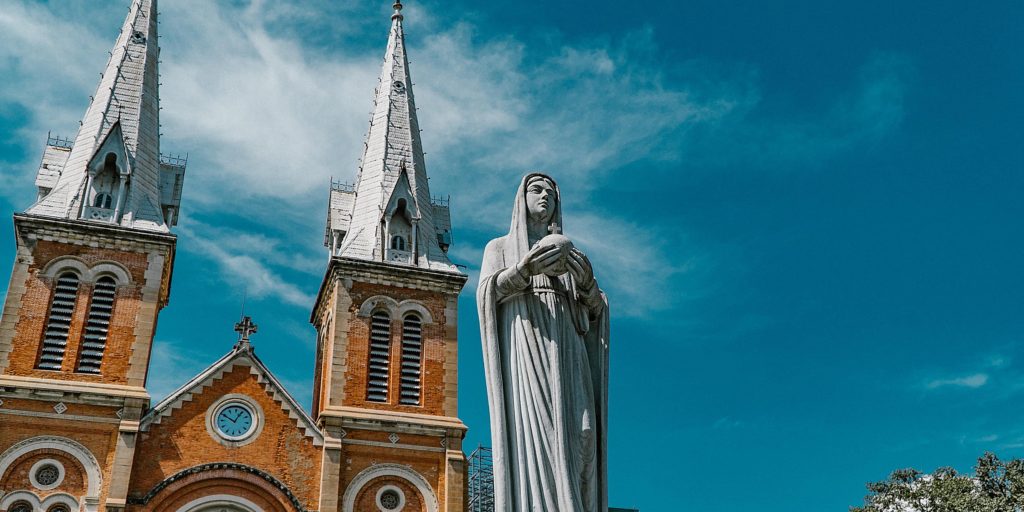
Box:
[234,315,258,345]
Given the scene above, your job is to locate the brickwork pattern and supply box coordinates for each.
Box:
[339,281,454,417]
[130,365,322,510]
[354,477,425,512]
[3,240,155,385]
[0,407,119,506]
[0,449,88,499]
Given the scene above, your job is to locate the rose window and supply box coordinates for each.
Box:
[36,463,60,486]
[379,489,401,510]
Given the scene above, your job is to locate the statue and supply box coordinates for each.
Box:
[477,173,610,511]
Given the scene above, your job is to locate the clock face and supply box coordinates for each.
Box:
[215,403,255,439]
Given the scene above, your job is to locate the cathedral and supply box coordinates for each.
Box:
[0,1,470,511]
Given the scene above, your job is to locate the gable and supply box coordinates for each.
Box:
[133,360,323,509]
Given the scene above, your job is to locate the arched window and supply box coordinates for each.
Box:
[77,276,117,373]
[93,193,112,209]
[390,235,406,251]
[399,313,423,405]
[37,272,80,370]
[367,310,391,402]
[9,501,32,512]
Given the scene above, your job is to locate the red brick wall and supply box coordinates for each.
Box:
[5,240,160,385]
[340,282,452,416]
[0,450,88,499]
[0,401,120,505]
[130,365,322,510]
[355,477,425,512]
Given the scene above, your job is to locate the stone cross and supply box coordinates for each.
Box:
[234,315,258,346]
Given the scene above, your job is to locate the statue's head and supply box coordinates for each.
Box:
[524,174,557,225]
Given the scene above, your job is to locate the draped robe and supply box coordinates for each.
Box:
[477,174,610,512]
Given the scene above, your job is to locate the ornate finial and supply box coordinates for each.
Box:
[234,315,258,349]
[392,1,404,21]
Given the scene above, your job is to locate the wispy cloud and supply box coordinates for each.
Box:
[147,338,214,402]
[179,222,317,308]
[926,373,989,390]
[0,1,909,316]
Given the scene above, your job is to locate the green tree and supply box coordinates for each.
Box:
[852,453,1024,512]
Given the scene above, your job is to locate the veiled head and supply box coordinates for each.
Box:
[524,175,557,225]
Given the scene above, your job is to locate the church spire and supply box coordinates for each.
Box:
[324,0,456,272]
[26,0,184,233]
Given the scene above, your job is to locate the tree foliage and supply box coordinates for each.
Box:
[852,453,1024,512]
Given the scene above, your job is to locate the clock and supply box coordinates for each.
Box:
[214,402,256,440]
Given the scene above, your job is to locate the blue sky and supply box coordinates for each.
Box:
[1,0,1022,510]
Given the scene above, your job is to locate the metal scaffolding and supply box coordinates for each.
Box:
[467,445,495,512]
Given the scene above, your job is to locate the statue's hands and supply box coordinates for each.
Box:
[519,244,563,277]
[567,247,595,287]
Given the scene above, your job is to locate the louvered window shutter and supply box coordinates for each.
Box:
[399,314,423,405]
[37,272,79,370]
[367,311,391,402]
[77,276,117,373]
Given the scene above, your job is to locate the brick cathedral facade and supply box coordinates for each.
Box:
[0,2,468,512]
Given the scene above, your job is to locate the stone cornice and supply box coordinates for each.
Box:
[310,257,467,323]
[14,213,177,250]
[0,375,149,406]
[319,405,468,437]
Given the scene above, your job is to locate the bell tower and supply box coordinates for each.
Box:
[311,2,469,511]
[0,0,186,510]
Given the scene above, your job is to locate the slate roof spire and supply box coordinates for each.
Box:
[26,0,185,233]
[323,1,457,272]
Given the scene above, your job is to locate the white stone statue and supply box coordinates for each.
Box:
[477,173,610,512]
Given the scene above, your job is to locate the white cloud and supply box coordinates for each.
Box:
[0,1,909,318]
[178,222,317,308]
[926,373,989,390]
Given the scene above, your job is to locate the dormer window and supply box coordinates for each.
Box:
[84,152,122,222]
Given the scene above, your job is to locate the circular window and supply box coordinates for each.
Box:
[393,80,405,92]
[10,501,32,512]
[29,458,65,490]
[36,463,59,485]
[49,505,71,512]
[375,485,405,511]
[380,490,400,509]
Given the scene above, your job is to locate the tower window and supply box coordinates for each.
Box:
[37,272,80,370]
[399,313,423,405]
[367,310,391,402]
[93,192,113,209]
[390,235,406,251]
[77,276,117,374]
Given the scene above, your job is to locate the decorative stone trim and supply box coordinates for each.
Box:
[174,494,265,512]
[357,296,435,324]
[128,462,307,512]
[141,351,323,446]
[39,257,131,284]
[0,436,102,511]
[341,463,438,512]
